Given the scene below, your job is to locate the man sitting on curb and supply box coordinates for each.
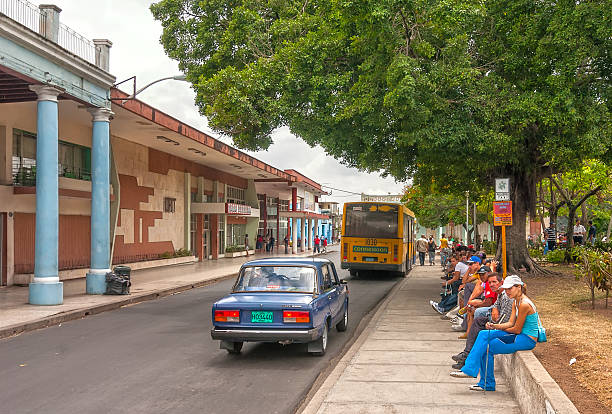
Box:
[462,268,496,338]
[455,256,483,337]
[451,273,512,369]
[431,255,468,314]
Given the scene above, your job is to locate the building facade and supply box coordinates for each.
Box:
[0,2,329,303]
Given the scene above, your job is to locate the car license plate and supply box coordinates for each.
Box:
[363,256,377,262]
[251,311,273,323]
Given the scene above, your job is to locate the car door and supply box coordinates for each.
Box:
[329,263,346,319]
[317,265,335,321]
[321,264,341,320]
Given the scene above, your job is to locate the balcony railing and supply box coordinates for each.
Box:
[0,0,96,64]
[12,160,92,186]
[0,0,45,35]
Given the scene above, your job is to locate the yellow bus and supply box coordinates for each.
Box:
[341,202,416,276]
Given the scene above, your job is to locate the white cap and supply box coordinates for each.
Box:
[501,274,524,289]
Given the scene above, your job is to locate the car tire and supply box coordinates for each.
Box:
[226,341,243,354]
[349,269,357,277]
[310,322,328,356]
[336,303,348,332]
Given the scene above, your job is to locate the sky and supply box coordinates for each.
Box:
[53,0,406,204]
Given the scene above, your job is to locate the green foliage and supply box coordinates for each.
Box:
[592,240,612,253]
[545,249,566,264]
[159,248,194,259]
[482,240,497,256]
[151,0,611,191]
[574,247,612,309]
[225,245,246,253]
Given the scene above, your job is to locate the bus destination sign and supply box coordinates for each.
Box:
[353,246,389,254]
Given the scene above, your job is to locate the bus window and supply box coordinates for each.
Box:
[345,204,398,238]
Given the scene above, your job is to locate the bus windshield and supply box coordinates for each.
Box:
[345,203,399,238]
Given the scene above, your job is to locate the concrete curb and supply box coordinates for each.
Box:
[297,274,410,414]
[0,273,236,340]
[499,351,579,414]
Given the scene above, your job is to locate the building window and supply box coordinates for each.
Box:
[164,197,176,213]
[12,129,92,186]
[279,200,289,211]
[226,186,246,204]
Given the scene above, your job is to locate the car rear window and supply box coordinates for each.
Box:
[233,266,316,293]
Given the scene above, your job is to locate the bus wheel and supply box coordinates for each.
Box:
[349,269,357,277]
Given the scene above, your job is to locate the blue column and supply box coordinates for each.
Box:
[28,85,63,305]
[86,108,113,294]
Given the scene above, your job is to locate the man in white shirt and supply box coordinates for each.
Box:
[573,219,586,245]
[416,234,429,266]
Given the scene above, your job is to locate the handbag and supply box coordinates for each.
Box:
[537,314,547,343]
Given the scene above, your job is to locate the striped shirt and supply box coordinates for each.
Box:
[493,291,513,323]
[546,227,557,242]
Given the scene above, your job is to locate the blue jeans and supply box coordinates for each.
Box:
[474,306,492,319]
[461,329,536,390]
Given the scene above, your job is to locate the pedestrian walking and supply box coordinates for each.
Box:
[268,235,275,253]
[322,237,328,253]
[416,235,428,266]
[428,236,437,266]
[244,234,250,256]
[587,220,596,244]
[314,235,321,253]
[545,223,557,251]
[283,235,289,254]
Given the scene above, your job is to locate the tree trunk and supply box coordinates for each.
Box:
[495,172,550,274]
[566,205,577,249]
[607,214,612,240]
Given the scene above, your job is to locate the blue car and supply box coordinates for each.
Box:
[211,257,349,356]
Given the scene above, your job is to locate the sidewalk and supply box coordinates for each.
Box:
[0,246,337,339]
[301,263,520,414]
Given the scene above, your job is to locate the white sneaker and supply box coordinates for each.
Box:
[452,324,466,332]
[446,306,460,318]
[450,371,474,378]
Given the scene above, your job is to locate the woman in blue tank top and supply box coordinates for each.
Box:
[450,274,539,391]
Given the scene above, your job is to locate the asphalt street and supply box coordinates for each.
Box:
[0,251,402,414]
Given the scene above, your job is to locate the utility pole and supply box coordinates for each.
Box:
[465,191,469,243]
[473,202,478,249]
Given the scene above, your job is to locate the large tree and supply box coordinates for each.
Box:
[151,0,611,272]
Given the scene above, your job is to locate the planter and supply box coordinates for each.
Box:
[224,251,246,258]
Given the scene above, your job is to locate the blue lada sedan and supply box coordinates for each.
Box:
[211,257,349,356]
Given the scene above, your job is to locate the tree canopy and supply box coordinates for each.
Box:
[151,0,611,270]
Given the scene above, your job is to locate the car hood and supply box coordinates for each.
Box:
[215,292,314,307]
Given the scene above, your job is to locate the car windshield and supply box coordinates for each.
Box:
[233,266,316,293]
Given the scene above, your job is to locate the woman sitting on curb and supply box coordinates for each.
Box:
[450,274,539,391]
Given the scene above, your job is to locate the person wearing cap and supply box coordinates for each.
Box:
[462,266,497,337]
[452,273,511,369]
[453,256,483,337]
[450,275,540,391]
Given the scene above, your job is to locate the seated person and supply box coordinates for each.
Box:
[451,273,510,368]
[450,275,540,391]
[463,266,496,335]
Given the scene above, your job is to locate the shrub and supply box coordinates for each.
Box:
[225,245,246,253]
[174,248,192,257]
[545,249,566,264]
[574,248,611,309]
[482,240,497,255]
[159,251,173,259]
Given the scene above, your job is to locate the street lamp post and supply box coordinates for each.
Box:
[110,74,189,101]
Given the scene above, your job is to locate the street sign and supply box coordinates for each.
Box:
[495,178,510,201]
[493,201,512,226]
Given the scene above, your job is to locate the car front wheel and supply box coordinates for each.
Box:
[336,303,348,332]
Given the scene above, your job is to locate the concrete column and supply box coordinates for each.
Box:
[291,219,297,254]
[28,85,63,305]
[184,172,191,250]
[302,218,307,252]
[291,188,297,211]
[308,218,314,250]
[0,125,12,185]
[195,214,204,261]
[93,39,112,72]
[86,107,113,294]
[39,4,61,43]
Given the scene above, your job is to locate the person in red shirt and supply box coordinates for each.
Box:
[322,237,328,253]
[314,235,321,253]
[464,268,500,336]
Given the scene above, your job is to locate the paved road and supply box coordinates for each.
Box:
[1,252,402,414]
